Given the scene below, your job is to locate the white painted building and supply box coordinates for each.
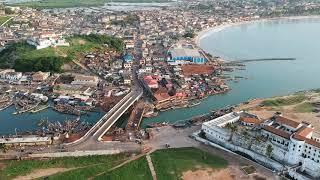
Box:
[4,71,22,81]
[0,135,53,146]
[202,112,240,143]
[201,112,320,180]
[71,74,99,87]
[27,37,70,50]
[123,62,132,69]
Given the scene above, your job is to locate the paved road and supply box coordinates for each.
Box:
[63,63,143,151]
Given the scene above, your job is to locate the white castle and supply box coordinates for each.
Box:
[201,111,320,180]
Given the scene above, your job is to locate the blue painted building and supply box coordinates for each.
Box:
[168,48,207,65]
[123,53,134,63]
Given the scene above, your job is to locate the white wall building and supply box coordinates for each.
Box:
[3,71,22,81]
[71,74,99,87]
[201,112,320,180]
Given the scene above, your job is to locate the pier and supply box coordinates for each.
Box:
[230,58,296,63]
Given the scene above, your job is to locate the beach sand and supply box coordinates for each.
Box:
[194,15,320,47]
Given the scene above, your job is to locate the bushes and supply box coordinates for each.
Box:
[71,34,124,52]
[262,95,307,106]
[14,57,65,73]
[0,34,124,72]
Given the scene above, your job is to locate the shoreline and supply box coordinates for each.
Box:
[142,16,320,125]
[194,15,320,48]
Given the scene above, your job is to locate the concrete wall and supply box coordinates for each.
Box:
[288,168,312,180]
[301,158,320,178]
[29,150,122,158]
[193,132,285,171]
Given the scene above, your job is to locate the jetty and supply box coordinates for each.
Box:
[0,102,13,111]
[13,102,40,115]
[30,104,50,113]
[230,58,296,63]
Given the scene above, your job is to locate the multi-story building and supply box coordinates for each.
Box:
[201,112,320,180]
[71,74,99,87]
[167,46,207,65]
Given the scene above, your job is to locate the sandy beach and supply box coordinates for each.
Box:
[194,15,320,47]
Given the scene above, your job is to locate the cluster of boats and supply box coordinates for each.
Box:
[53,104,96,116]
[0,95,13,111]
[0,92,51,115]
[13,99,41,115]
[36,117,92,134]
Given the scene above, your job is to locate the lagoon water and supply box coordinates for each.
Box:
[0,106,105,135]
[142,17,320,127]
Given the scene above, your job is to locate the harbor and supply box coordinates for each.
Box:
[0,105,105,135]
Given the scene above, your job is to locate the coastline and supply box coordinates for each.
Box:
[194,15,320,48]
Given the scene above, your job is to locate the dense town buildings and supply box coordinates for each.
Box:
[1,1,320,179]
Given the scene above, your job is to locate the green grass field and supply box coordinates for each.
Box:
[13,0,172,9]
[94,157,152,180]
[0,154,127,180]
[0,16,11,25]
[293,102,314,113]
[262,95,307,107]
[0,148,228,180]
[151,147,228,180]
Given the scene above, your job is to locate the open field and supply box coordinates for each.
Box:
[151,147,228,180]
[0,154,127,180]
[12,0,172,9]
[236,89,320,130]
[181,64,214,76]
[94,156,152,180]
[0,16,11,25]
[261,94,307,107]
[0,147,230,180]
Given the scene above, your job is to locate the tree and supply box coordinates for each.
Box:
[199,130,206,139]
[0,143,8,153]
[266,144,274,158]
[183,30,195,38]
[242,130,249,138]
[226,123,238,141]
[5,8,15,15]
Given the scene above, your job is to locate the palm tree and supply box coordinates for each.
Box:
[226,123,238,142]
[266,144,274,158]
[242,130,249,138]
[249,135,262,150]
[199,130,206,139]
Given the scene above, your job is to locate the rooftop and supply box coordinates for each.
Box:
[203,112,240,128]
[262,125,291,139]
[275,116,301,129]
[170,48,201,58]
[74,74,98,82]
[240,117,261,125]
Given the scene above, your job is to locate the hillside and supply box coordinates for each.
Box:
[0,34,123,72]
[11,0,173,9]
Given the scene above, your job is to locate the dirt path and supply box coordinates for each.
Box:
[182,168,234,180]
[88,153,147,180]
[198,144,277,179]
[146,154,157,180]
[14,158,125,180]
[13,168,71,180]
[182,166,270,180]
